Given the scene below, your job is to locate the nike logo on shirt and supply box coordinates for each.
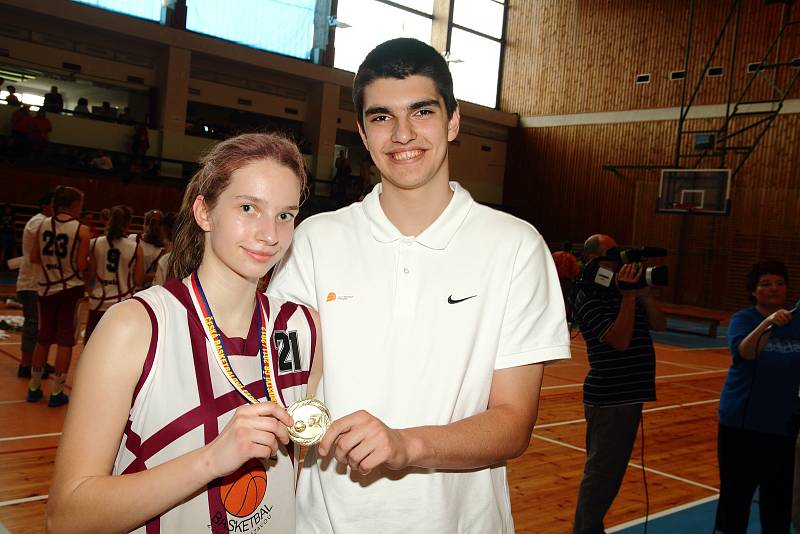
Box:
[448,295,477,304]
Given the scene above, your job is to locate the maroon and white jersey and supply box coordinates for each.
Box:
[89,236,139,311]
[129,234,164,277]
[37,216,85,297]
[113,278,317,534]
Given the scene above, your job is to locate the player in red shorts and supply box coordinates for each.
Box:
[27,185,90,407]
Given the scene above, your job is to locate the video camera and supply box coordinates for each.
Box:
[580,246,669,290]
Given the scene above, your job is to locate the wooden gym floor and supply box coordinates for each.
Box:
[0,300,730,533]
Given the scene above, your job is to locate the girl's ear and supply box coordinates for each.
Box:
[193,196,211,232]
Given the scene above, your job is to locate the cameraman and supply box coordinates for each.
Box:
[572,234,666,534]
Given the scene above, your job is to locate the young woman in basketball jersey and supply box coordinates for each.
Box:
[85,205,144,341]
[27,185,90,407]
[48,133,321,534]
[130,209,165,289]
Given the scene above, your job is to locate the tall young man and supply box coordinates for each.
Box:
[269,38,571,532]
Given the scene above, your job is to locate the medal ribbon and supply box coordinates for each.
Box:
[190,271,279,405]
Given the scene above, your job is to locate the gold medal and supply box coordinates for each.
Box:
[287,398,330,446]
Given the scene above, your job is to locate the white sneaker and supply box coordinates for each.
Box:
[5,299,22,309]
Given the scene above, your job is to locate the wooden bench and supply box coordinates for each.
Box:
[658,303,729,338]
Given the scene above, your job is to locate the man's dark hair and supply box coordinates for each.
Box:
[353,38,457,127]
[37,191,54,209]
[746,260,789,302]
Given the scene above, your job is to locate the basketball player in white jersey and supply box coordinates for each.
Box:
[86,205,144,341]
[27,185,90,407]
[129,209,165,289]
[48,133,321,534]
[15,191,53,378]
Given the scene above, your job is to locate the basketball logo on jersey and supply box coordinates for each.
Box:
[210,459,274,532]
[274,330,301,374]
[219,459,268,518]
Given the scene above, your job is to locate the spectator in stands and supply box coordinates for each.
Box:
[129,124,150,176]
[5,85,20,106]
[131,123,149,157]
[0,204,15,271]
[10,105,32,158]
[73,97,90,116]
[43,86,64,114]
[715,260,800,534]
[332,150,351,204]
[89,149,113,171]
[16,192,54,378]
[117,107,133,124]
[95,101,116,120]
[572,234,666,534]
[30,109,52,158]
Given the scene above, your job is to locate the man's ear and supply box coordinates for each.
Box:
[357,120,369,151]
[447,105,461,142]
[193,195,211,232]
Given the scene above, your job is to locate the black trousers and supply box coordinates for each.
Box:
[715,423,798,534]
[573,403,643,534]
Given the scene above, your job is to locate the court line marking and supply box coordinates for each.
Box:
[536,398,718,429]
[0,432,62,443]
[606,494,720,533]
[0,495,48,508]
[0,400,24,406]
[542,368,726,390]
[655,359,724,372]
[0,348,20,362]
[0,445,58,456]
[533,433,720,493]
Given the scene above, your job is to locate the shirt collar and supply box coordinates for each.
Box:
[362,181,473,250]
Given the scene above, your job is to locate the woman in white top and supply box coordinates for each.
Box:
[48,133,322,533]
[86,205,144,341]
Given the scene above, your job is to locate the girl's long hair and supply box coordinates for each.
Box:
[168,133,307,280]
[105,205,132,246]
[141,210,164,247]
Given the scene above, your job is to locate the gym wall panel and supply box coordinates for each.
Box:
[503,0,800,117]
[503,114,800,310]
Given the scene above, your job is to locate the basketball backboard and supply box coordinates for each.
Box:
[657,169,731,215]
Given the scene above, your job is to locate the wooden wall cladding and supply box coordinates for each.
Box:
[504,114,800,311]
[1,167,185,216]
[503,0,800,116]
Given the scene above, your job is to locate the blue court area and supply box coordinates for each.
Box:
[612,494,762,533]
[651,318,729,349]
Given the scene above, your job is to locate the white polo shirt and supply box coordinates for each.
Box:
[268,181,570,533]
